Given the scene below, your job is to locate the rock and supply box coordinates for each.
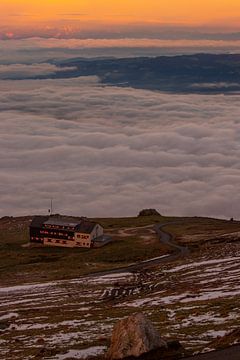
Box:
[98,335,108,342]
[36,337,45,345]
[106,313,167,359]
[138,209,161,217]
[166,340,189,358]
[0,320,9,331]
[34,347,57,358]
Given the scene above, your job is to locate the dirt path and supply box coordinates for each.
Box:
[154,223,189,257]
[184,345,240,360]
[94,223,190,301]
[90,222,189,278]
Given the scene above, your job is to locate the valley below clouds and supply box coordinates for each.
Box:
[0,75,239,218]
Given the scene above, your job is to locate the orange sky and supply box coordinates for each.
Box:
[1,0,240,28]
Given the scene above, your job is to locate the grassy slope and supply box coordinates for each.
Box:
[0,215,170,285]
[0,215,240,286]
[165,217,240,247]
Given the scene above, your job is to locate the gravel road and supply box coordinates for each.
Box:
[89,222,189,277]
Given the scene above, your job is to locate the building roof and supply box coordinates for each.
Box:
[44,218,79,228]
[30,216,98,234]
[75,220,96,234]
[30,216,50,228]
[93,235,112,243]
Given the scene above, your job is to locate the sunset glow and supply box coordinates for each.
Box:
[1,0,240,28]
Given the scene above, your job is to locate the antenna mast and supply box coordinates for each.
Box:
[48,199,53,216]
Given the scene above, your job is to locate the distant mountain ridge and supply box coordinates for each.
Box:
[50,53,240,93]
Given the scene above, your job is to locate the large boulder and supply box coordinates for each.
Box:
[138,209,161,217]
[106,313,167,359]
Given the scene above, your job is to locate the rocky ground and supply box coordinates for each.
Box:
[1,237,240,359]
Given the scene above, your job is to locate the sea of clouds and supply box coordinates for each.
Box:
[0,74,239,218]
[1,38,240,64]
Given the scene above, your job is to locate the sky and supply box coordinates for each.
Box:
[1,1,240,39]
[1,0,240,25]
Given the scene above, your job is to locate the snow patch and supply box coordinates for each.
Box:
[53,346,107,359]
[0,312,18,320]
[166,256,240,273]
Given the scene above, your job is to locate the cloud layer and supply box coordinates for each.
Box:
[1,38,240,65]
[0,76,239,218]
[1,21,240,41]
[0,63,76,79]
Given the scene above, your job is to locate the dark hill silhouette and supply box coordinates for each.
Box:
[45,53,240,94]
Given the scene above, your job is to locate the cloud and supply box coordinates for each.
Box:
[1,38,240,65]
[0,63,77,79]
[190,82,240,90]
[0,76,240,219]
[1,21,240,41]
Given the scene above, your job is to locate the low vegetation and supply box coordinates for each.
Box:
[0,214,169,285]
[1,213,240,359]
[0,214,240,286]
[165,217,240,249]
